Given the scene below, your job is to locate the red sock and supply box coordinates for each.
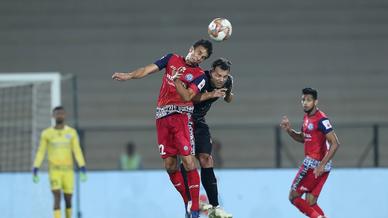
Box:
[186,169,200,211]
[168,171,188,204]
[312,204,324,215]
[292,197,320,218]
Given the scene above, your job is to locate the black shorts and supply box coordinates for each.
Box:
[193,119,212,155]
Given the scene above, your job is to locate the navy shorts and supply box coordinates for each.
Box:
[193,119,212,155]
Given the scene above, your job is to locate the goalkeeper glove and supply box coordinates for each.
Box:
[79,166,87,182]
[32,167,40,183]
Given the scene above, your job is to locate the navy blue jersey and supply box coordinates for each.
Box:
[192,71,232,121]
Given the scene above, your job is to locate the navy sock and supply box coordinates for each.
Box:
[201,167,219,206]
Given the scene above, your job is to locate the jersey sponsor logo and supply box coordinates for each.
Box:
[166,73,174,81]
[197,79,206,91]
[322,119,332,129]
[307,123,314,130]
[185,73,193,82]
[304,133,312,141]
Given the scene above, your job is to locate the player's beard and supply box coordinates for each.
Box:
[214,81,225,88]
[304,106,315,115]
[55,119,64,125]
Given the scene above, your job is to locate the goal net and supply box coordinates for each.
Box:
[0,73,61,172]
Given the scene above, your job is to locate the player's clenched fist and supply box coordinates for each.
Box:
[280,116,291,131]
[211,88,228,98]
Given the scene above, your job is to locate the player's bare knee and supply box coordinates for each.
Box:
[307,199,316,206]
[198,153,213,168]
[182,155,195,171]
[181,156,196,171]
[182,161,195,171]
[288,195,295,204]
[306,194,317,206]
[163,157,177,172]
[289,190,300,204]
[164,163,177,173]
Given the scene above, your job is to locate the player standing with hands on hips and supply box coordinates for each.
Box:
[280,88,340,218]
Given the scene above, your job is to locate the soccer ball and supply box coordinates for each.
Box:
[208,18,232,42]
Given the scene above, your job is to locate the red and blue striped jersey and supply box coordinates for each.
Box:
[153,53,206,118]
[302,110,333,160]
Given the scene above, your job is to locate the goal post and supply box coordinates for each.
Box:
[0,73,61,110]
[0,73,61,172]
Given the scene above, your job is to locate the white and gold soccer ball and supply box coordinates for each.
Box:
[207,18,232,42]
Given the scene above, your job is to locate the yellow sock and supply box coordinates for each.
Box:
[65,208,72,218]
[54,209,61,218]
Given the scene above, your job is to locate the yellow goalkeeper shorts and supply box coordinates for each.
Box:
[49,168,74,194]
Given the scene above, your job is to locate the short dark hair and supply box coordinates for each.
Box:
[126,142,136,154]
[302,87,318,100]
[212,58,232,71]
[193,39,213,59]
[53,106,65,112]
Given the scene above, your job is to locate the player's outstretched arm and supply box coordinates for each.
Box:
[112,64,159,81]
[280,116,304,143]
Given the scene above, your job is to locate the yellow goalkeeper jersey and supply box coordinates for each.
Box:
[33,125,85,170]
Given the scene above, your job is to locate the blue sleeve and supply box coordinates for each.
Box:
[153,53,173,70]
[197,72,209,93]
[188,74,207,94]
[318,118,333,134]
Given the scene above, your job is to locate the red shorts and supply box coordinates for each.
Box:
[156,113,195,159]
[291,164,329,197]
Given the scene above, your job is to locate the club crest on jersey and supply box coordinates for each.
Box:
[65,134,72,139]
[307,123,314,130]
[185,74,193,82]
[183,145,189,151]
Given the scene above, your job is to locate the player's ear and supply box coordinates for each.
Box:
[315,99,319,106]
